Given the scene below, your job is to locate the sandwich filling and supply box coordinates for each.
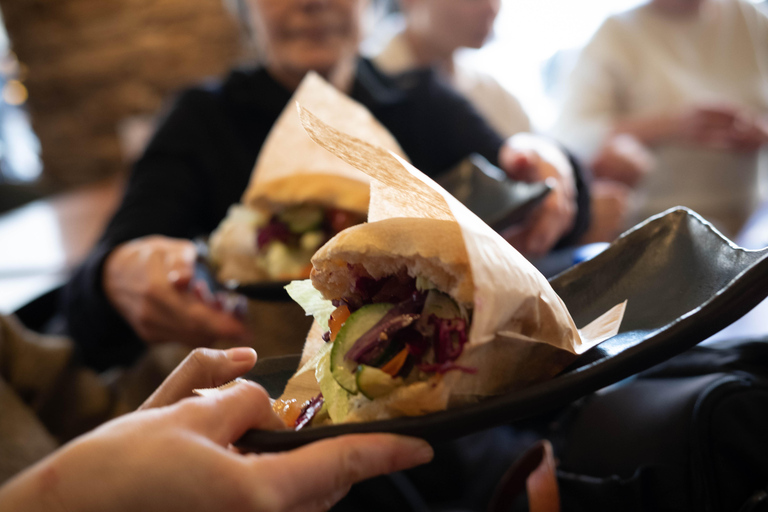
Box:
[210,203,365,282]
[284,268,475,429]
[255,204,365,280]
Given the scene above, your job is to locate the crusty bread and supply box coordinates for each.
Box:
[244,174,370,214]
[310,217,474,305]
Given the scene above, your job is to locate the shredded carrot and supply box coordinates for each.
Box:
[380,348,409,376]
[272,398,302,427]
[299,264,313,279]
[328,304,351,342]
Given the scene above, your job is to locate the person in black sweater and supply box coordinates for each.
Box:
[62,0,589,371]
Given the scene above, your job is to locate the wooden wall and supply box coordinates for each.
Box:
[0,0,245,186]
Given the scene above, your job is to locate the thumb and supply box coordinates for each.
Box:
[499,146,540,182]
[140,347,258,409]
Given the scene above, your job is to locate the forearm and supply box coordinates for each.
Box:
[613,113,683,146]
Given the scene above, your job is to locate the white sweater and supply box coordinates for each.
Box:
[554,0,768,235]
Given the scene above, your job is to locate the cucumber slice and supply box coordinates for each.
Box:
[316,347,351,423]
[279,205,324,234]
[331,302,394,393]
[422,290,461,319]
[356,364,403,400]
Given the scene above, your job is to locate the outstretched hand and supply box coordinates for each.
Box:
[498,134,577,257]
[0,348,435,512]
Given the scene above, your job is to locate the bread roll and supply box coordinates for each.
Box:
[244,174,370,215]
[311,217,474,306]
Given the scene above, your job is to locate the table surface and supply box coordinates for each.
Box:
[0,177,123,314]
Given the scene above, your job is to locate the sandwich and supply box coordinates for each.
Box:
[209,174,368,283]
[269,104,625,429]
[207,71,404,284]
[280,217,468,426]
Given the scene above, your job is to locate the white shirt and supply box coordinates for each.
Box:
[373,31,531,138]
[553,0,768,235]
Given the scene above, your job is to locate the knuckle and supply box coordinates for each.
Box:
[185,347,221,380]
[334,445,367,487]
[188,347,216,368]
[240,381,271,406]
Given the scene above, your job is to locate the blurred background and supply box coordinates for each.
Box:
[0,0,765,210]
[0,0,251,211]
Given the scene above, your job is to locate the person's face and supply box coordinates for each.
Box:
[407,0,501,52]
[247,0,366,77]
[650,0,706,17]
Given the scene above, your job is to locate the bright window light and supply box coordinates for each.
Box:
[457,0,646,132]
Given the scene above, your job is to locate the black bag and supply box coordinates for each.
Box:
[549,338,768,512]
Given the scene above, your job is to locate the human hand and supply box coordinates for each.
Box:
[675,105,768,151]
[141,346,259,410]
[103,235,247,346]
[591,133,655,188]
[498,134,577,257]
[727,113,768,151]
[0,379,434,512]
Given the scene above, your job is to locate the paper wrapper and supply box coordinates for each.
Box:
[241,71,406,212]
[280,105,626,421]
[209,72,406,282]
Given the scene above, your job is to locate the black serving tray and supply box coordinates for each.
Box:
[236,208,768,452]
[194,239,293,302]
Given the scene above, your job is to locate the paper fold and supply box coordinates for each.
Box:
[242,71,406,209]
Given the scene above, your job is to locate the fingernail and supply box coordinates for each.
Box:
[226,347,256,362]
[402,438,434,464]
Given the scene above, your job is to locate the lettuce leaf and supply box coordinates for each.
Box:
[315,346,351,423]
[285,279,336,331]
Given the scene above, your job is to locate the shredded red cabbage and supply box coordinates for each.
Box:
[345,293,426,363]
[256,218,293,249]
[339,276,475,375]
[431,316,468,363]
[347,313,420,364]
[294,393,324,431]
[344,273,418,311]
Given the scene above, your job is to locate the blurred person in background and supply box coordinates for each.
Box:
[554,0,768,237]
[61,0,588,373]
[371,0,650,243]
[371,0,530,138]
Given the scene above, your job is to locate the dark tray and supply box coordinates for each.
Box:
[194,240,293,302]
[237,207,768,452]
